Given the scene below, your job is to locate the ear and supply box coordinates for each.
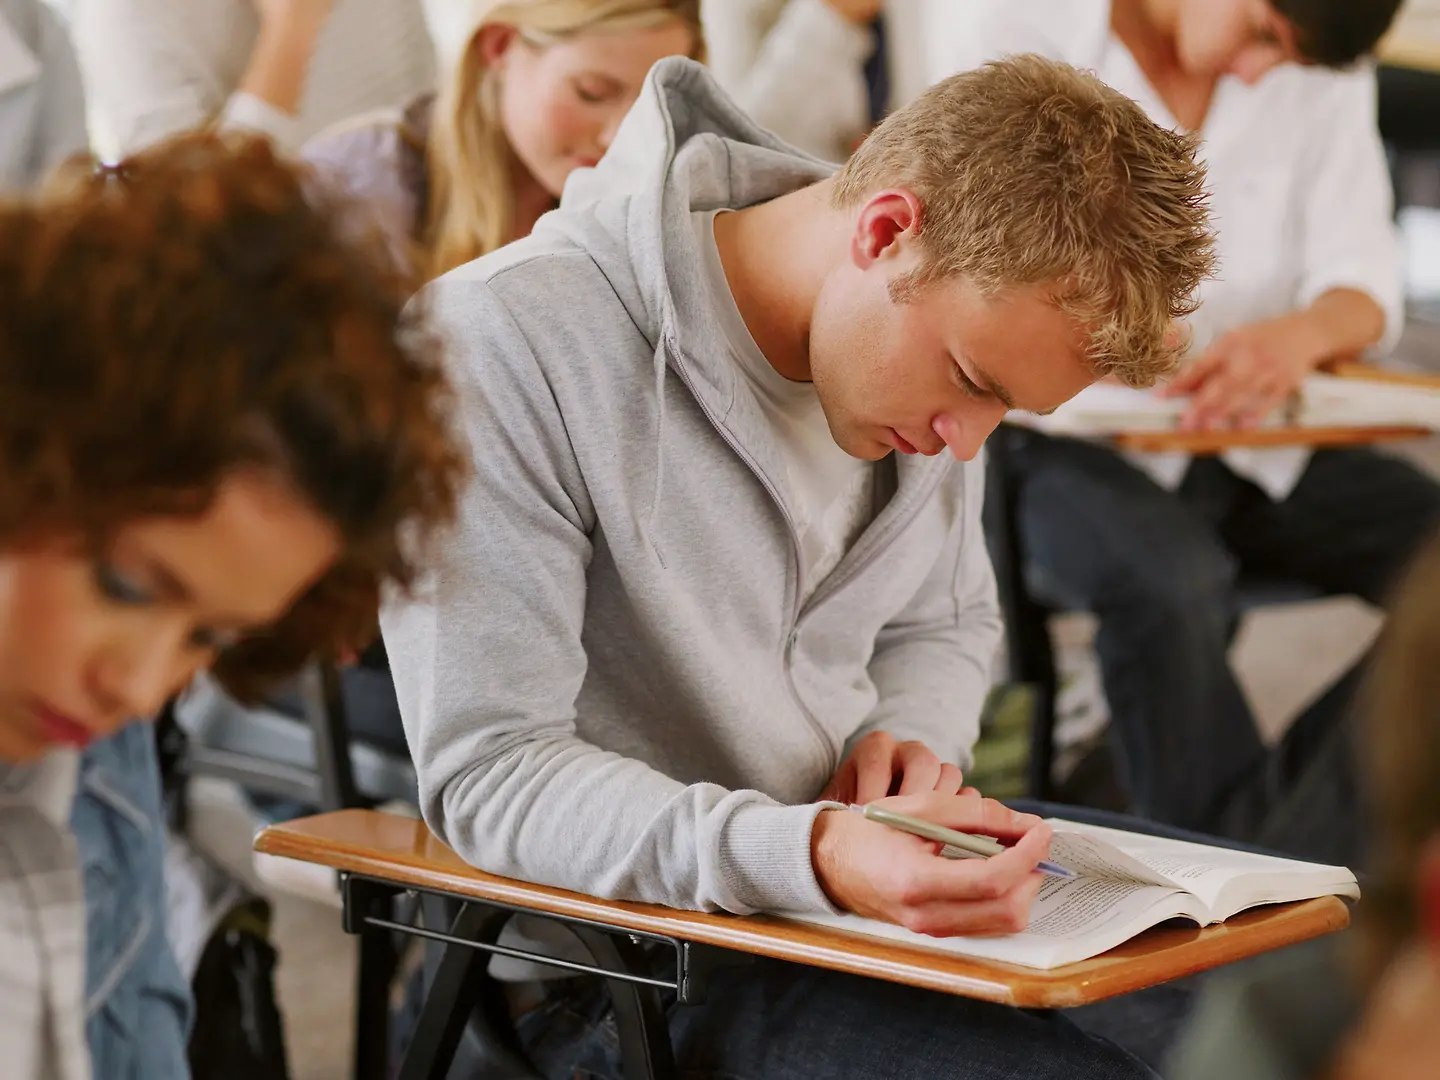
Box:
[1419,837,1440,955]
[474,23,519,68]
[849,189,923,271]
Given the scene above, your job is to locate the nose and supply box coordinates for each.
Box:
[91,625,197,722]
[933,403,1007,462]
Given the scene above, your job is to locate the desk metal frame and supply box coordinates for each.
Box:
[341,872,740,1080]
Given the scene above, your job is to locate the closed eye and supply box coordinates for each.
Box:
[95,561,154,606]
[573,76,622,104]
[951,358,989,399]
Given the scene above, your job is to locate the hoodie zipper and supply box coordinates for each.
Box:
[662,339,837,769]
[801,459,948,614]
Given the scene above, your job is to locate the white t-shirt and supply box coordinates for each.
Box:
[693,209,875,601]
[922,0,1403,500]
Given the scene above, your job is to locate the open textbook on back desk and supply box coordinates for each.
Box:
[785,819,1358,970]
[1017,369,1440,440]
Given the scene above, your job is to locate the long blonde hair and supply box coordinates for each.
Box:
[425,0,704,278]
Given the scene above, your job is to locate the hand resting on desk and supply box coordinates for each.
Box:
[1161,312,1324,430]
[811,790,1053,938]
[1159,288,1387,430]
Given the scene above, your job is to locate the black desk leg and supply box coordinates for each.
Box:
[570,926,677,1080]
[354,926,399,1080]
[397,903,519,1080]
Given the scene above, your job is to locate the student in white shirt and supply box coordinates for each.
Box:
[0,130,465,1080]
[69,0,436,157]
[702,0,930,162]
[927,0,1440,864]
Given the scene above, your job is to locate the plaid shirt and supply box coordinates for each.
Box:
[0,754,91,1080]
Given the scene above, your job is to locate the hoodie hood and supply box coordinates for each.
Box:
[536,57,834,392]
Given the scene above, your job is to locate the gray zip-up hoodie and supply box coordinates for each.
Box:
[382,58,1001,917]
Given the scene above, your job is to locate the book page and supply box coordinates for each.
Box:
[1300,374,1440,431]
[781,872,1195,971]
[1048,819,1359,914]
[1010,383,1185,437]
[1045,830,1175,888]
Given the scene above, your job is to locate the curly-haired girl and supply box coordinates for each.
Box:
[0,129,465,1080]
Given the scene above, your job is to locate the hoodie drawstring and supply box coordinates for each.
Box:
[647,338,669,568]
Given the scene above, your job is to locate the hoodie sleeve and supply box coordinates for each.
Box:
[850,457,1001,769]
[382,277,840,917]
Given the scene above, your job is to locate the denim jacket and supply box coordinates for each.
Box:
[71,723,191,1080]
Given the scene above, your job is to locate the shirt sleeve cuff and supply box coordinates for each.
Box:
[716,800,847,915]
[1300,270,1406,356]
[220,92,307,153]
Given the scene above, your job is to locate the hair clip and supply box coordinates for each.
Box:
[93,160,129,185]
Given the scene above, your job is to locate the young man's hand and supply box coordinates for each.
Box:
[811,791,1051,935]
[1160,312,1325,431]
[818,730,966,805]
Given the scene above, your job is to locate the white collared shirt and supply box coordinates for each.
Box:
[922,0,1403,499]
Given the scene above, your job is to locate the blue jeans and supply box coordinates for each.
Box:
[1000,431,1440,863]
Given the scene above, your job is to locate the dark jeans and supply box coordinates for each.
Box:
[1002,430,1440,862]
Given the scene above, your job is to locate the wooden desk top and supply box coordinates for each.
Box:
[256,809,1351,1009]
[1109,361,1437,455]
[1112,424,1428,455]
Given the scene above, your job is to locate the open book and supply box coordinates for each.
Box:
[783,819,1359,971]
[1017,373,1440,438]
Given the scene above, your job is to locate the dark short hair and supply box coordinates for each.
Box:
[1271,0,1404,67]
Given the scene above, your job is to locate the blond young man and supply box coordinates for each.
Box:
[383,55,1213,1078]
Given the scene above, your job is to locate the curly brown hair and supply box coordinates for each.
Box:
[0,132,467,698]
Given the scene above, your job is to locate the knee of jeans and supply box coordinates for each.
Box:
[1105,547,1236,627]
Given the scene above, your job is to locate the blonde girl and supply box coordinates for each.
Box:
[306,0,703,279]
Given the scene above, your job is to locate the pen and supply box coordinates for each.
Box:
[853,804,1076,880]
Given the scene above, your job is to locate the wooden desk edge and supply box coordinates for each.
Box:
[1113,424,1428,455]
[256,812,1352,1009]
